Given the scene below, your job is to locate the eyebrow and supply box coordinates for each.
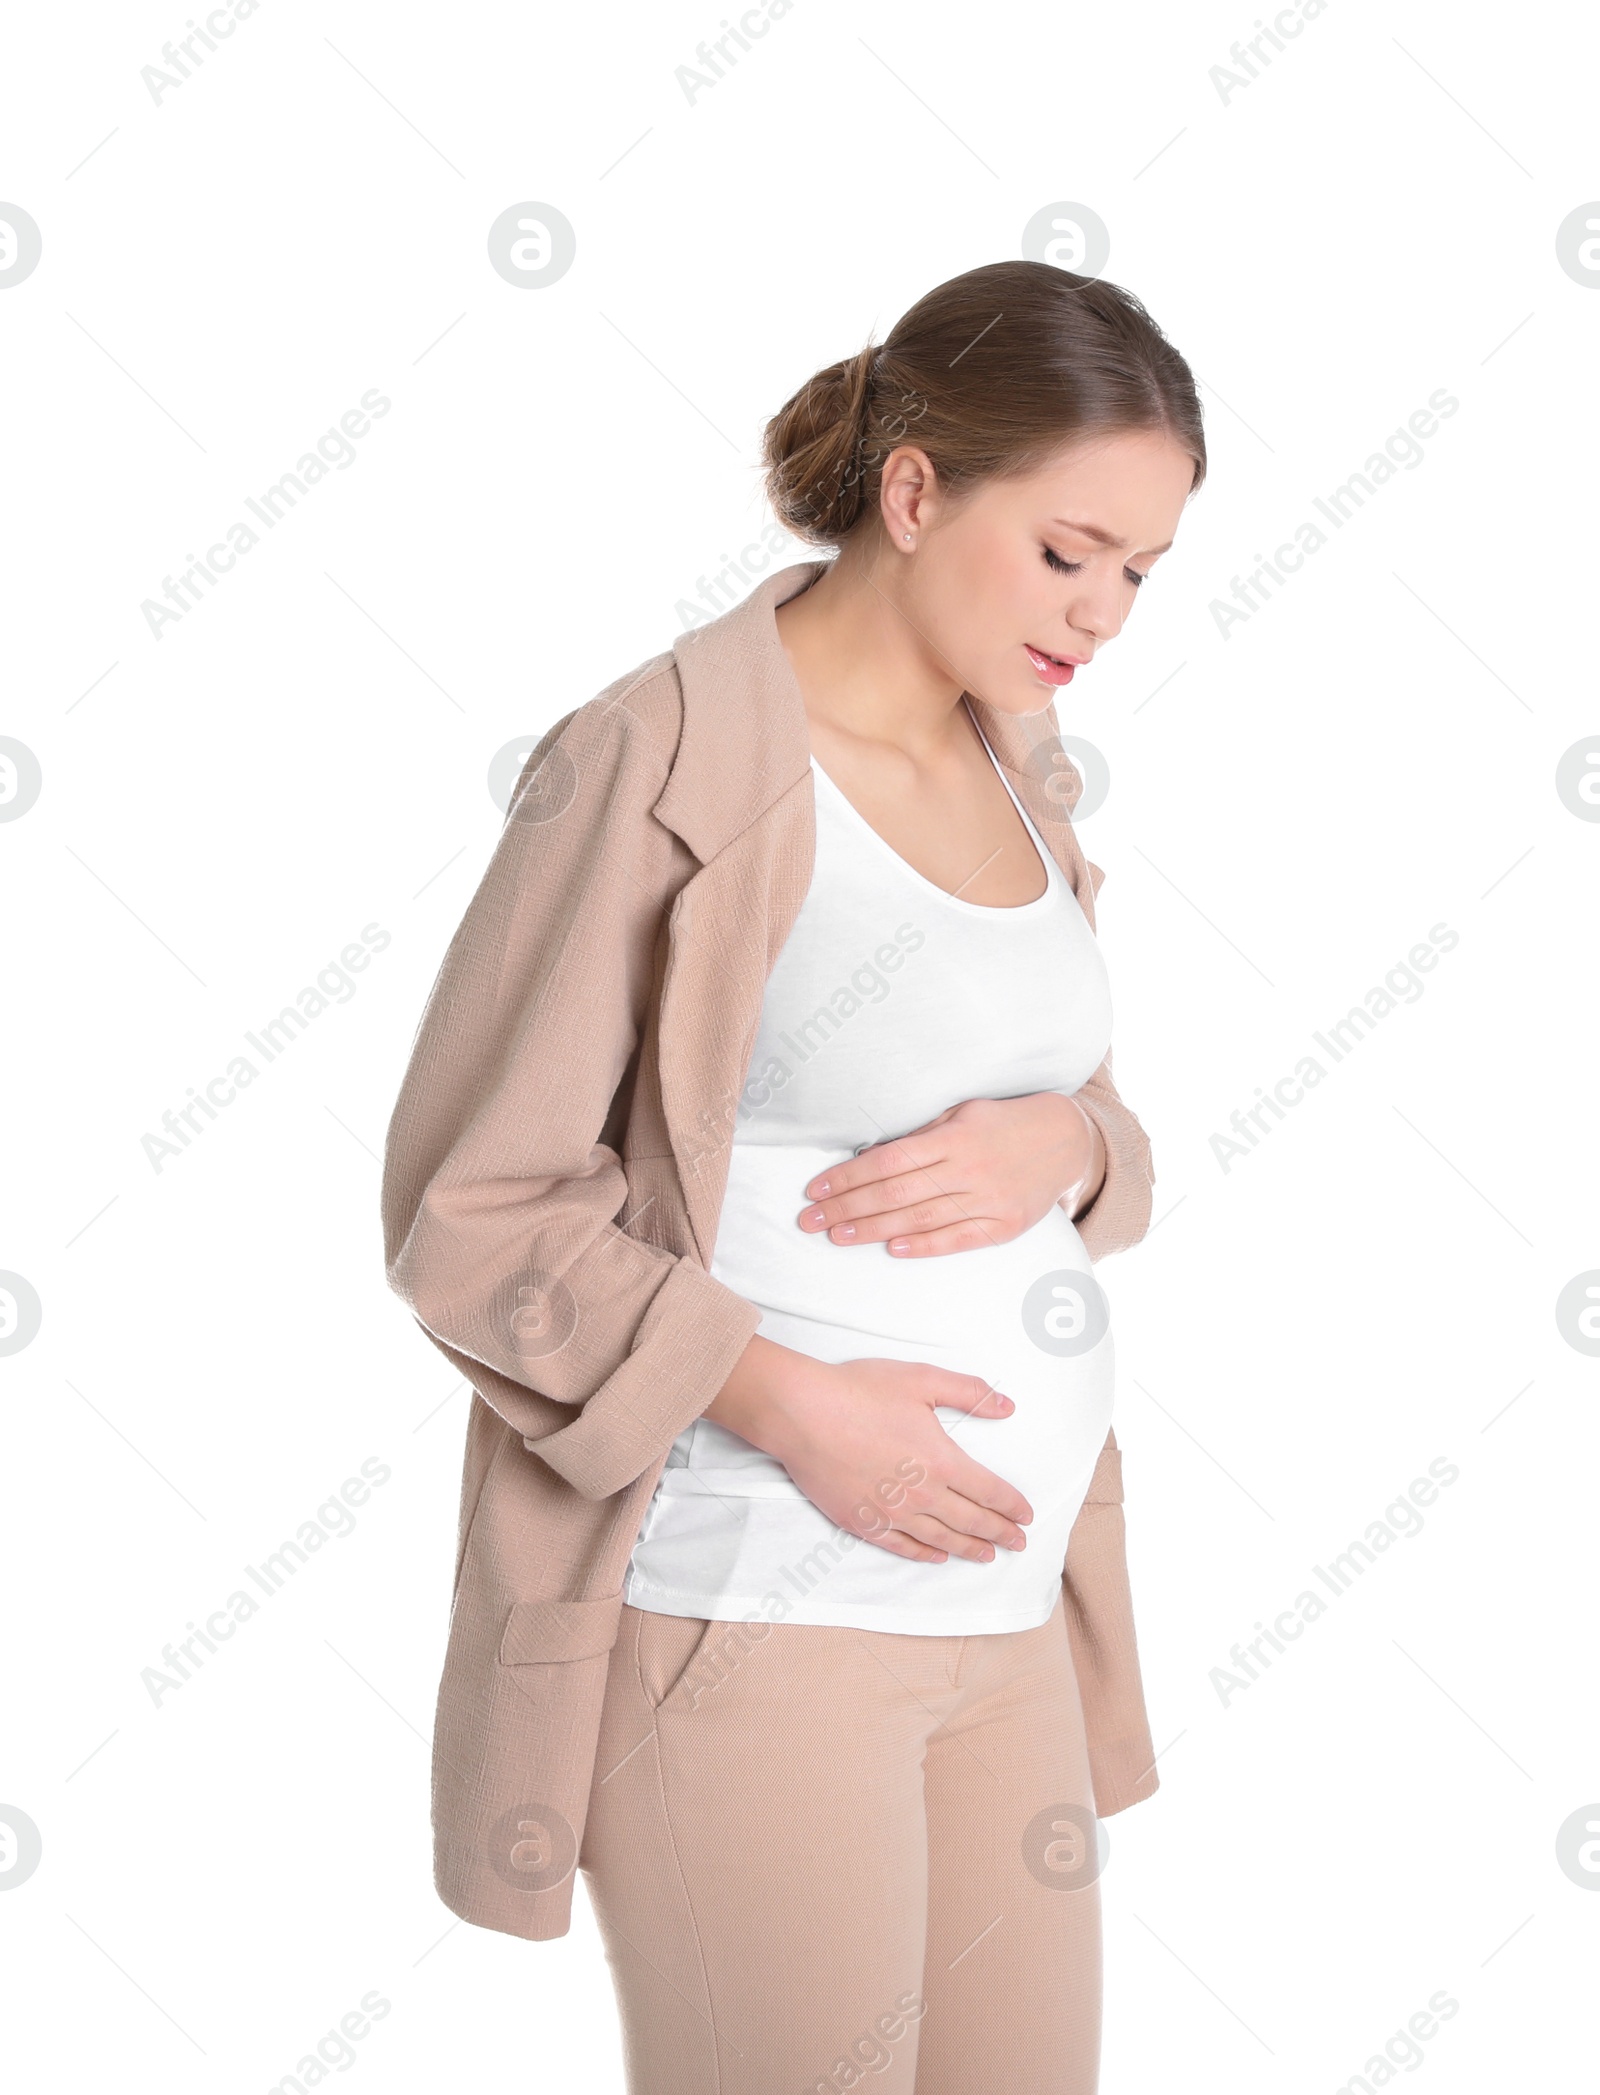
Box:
[1049,516,1174,556]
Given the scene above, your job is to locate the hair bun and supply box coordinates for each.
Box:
[760,339,882,546]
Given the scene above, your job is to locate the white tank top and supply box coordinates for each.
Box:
[623,710,1116,1635]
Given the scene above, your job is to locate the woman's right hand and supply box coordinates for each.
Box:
[702,1335,1033,1564]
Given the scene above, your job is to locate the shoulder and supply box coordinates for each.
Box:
[508,649,685,821]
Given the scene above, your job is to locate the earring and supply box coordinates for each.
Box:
[903,532,912,542]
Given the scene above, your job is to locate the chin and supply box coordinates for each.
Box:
[978,683,1059,719]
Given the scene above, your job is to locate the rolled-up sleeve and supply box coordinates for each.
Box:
[380,682,762,1500]
[1069,1046,1155,1261]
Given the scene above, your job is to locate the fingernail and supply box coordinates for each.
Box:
[801,1207,825,1228]
[810,1178,831,1196]
[888,1237,910,1254]
[831,1223,856,1241]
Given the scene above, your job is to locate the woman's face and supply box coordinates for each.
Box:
[880,427,1196,716]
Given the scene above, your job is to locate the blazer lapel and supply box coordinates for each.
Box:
[653,562,823,1262]
[653,800,815,1263]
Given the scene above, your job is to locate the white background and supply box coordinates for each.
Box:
[3,0,1597,2088]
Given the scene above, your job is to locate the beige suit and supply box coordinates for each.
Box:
[380,558,1160,1943]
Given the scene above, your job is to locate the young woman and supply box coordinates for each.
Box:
[381,258,1204,2093]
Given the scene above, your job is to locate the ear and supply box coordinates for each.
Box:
[878,443,939,536]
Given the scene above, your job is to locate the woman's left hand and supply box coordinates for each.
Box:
[798,1093,1106,1257]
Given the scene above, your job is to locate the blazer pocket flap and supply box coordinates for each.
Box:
[498,1593,625,1666]
[1084,1442,1124,1505]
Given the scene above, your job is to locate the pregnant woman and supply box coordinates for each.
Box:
[381,258,1203,2093]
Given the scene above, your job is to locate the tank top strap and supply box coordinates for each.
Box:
[965,707,1062,884]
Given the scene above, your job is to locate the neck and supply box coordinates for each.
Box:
[775,537,970,763]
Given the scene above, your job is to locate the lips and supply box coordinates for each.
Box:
[1024,642,1086,686]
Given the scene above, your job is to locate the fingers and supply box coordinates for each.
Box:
[854,1512,1002,1565]
[922,1379,1035,1531]
[800,1173,966,1240]
[853,1506,1030,1565]
[927,1369,1014,1419]
[906,1489,1028,1557]
[800,1131,943,1207]
[835,1481,1028,1565]
[782,1357,1037,1569]
[909,1526,994,1562]
[907,1527,990,1563]
[882,1218,1011,1257]
[943,1451,1034,1533]
[856,1527,950,1564]
[884,1492,1025,1561]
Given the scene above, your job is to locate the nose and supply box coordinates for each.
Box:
[1065,575,1125,649]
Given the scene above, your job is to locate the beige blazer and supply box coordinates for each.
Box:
[380,559,1160,1942]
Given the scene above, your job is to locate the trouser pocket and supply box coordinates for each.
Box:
[634,1607,720,1715]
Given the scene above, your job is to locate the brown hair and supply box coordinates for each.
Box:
[761,259,1206,548]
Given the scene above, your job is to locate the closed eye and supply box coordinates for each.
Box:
[1043,544,1148,588]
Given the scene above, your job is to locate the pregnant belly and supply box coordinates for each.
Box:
[672,1141,1116,1528]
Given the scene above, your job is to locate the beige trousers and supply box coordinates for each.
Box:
[578,1589,1102,2093]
